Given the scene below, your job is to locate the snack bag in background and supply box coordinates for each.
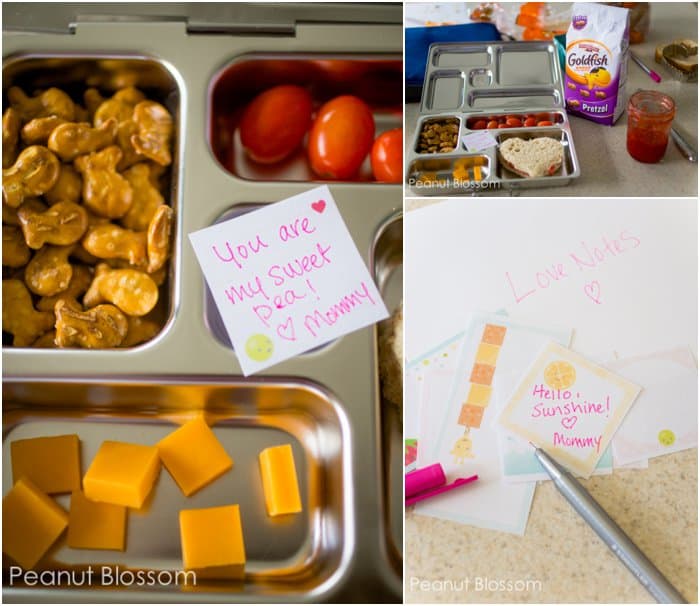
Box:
[565,3,630,125]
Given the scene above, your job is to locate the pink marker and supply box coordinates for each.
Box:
[405,463,478,507]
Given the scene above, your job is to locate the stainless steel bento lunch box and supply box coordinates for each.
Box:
[406,40,581,194]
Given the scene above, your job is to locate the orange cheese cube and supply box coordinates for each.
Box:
[67,490,127,551]
[2,477,69,569]
[83,441,160,509]
[259,444,302,516]
[11,434,81,494]
[179,505,246,580]
[157,417,233,497]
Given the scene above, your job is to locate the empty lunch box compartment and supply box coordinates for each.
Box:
[423,71,465,111]
[497,47,556,86]
[208,55,402,183]
[2,377,352,599]
[468,88,561,109]
[2,54,183,350]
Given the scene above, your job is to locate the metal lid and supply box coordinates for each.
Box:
[3,2,403,35]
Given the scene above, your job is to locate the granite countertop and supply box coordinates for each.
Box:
[404,2,698,197]
[406,448,698,603]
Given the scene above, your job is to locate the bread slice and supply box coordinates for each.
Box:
[379,302,403,410]
[498,137,564,178]
[655,40,698,80]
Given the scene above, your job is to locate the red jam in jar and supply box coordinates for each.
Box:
[626,91,675,163]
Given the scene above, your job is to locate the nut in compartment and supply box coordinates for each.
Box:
[2,55,182,349]
[415,117,460,154]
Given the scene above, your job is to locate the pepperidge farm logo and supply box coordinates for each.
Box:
[572,14,587,29]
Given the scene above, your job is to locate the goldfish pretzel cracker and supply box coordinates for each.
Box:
[24,244,74,297]
[74,146,133,218]
[83,264,158,317]
[55,299,128,348]
[3,145,60,208]
[18,200,88,249]
[2,279,55,346]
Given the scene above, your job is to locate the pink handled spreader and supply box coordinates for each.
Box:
[405,463,478,506]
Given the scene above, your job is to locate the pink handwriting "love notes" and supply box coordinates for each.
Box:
[188,185,388,375]
[505,230,641,306]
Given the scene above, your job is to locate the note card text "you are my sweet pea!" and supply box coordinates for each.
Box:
[189,186,388,375]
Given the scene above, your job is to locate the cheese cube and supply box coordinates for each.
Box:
[83,441,160,509]
[259,444,302,517]
[67,490,127,551]
[2,477,69,569]
[11,434,81,494]
[179,505,246,580]
[157,417,233,497]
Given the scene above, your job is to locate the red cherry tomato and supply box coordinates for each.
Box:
[537,120,554,127]
[370,128,402,183]
[506,114,523,121]
[524,117,538,127]
[506,117,523,127]
[308,95,375,179]
[239,85,313,164]
[472,119,488,130]
[536,112,553,122]
[486,120,499,129]
[498,123,509,128]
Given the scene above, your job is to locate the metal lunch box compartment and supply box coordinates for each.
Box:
[370,212,403,575]
[2,54,184,350]
[208,54,403,182]
[3,4,402,602]
[406,40,582,194]
[3,376,353,601]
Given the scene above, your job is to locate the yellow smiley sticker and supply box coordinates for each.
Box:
[658,429,675,447]
[245,333,274,362]
[544,360,577,390]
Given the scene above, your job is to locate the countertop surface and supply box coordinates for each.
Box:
[404,2,698,197]
[406,448,698,603]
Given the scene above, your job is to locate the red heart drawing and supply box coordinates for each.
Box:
[276,317,296,341]
[311,200,326,214]
[561,416,578,430]
[583,281,602,304]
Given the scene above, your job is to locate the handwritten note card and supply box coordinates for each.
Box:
[497,342,641,477]
[189,186,388,375]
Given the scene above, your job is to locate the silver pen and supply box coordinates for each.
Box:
[532,445,687,604]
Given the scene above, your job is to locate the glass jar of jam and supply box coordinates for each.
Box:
[626,91,675,163]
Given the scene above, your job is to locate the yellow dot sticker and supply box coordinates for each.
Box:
[658,429,675,447]
[544,360,577,390]
[245,334,274,362]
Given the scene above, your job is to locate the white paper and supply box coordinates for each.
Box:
[461,131,498,153]
[416,313,535,535]
[405,199,698,364]
[405,333,465,471]
[611,347,698,465]
[189,186,388,375]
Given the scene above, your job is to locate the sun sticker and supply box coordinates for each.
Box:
[658,429,676,447]
[544,360,577,390]
[245,334,274,362]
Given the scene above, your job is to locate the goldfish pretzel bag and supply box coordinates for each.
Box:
[565,3,630,125]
